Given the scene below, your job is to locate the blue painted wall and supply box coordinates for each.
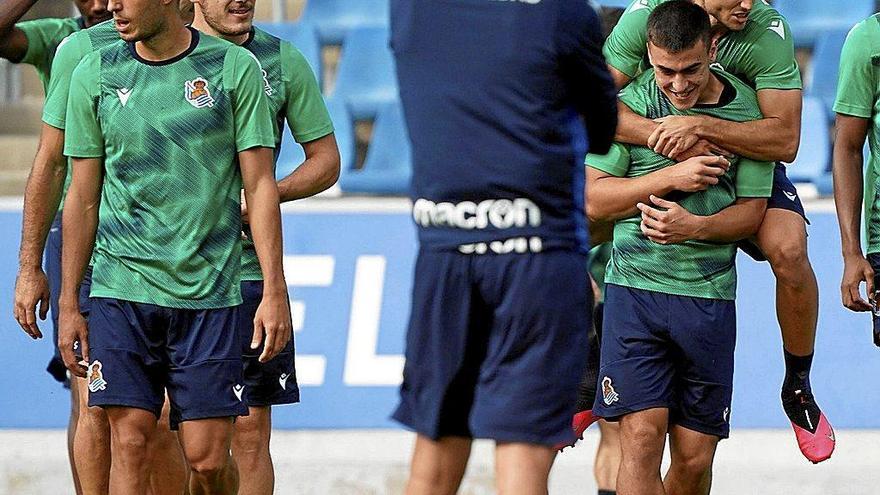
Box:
[0,211,876,429]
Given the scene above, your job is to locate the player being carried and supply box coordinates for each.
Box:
[587,2,774,492]
[576,0,834,464]
[189,0,340,493]
[58,0,291,493]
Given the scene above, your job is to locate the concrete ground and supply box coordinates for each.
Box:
[1,428,877,494]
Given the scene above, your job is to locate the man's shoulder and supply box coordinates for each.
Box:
[848,14,880,43]
[736,0,789,42]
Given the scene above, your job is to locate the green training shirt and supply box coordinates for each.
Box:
[604,0,801,91]
[64,29,275,309]
[238,27,334,281]
[15,17,82,94]
[41,19,119,210]
[586,68,773,300]
[834,14,880,255]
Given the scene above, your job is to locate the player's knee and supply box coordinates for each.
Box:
[765,238,811,283]
[670,447,714,481]
[79,404,109,433]
[621,420,665,460]
[232,416,270,458]
[187,454,230,481]
[112,428,150,461]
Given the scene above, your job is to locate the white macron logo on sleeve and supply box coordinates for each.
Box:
[768,20,786,40]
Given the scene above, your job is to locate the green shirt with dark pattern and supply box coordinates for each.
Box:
[64,30,275,309]
[15,17,82,94]
[586,68,773,300]
[604,0,802,90]
[239,27,334,281]
[834,14,880,255]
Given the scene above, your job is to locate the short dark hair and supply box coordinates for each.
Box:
[647,0,712,53]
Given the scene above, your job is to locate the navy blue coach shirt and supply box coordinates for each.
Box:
[391,0,617,253]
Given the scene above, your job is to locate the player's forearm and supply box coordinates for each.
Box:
[276,136,340,202]
[697,115,798,163]
[833,144,866,257]
[58,183,97,312]
[587,173,676,222]
[244,171,287,294]
[615,102,657,147]
[693,199,768,243]
[18,126,67,269]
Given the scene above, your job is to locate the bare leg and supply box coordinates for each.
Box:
[616,408,667,495]
[495,442,556,495]
[178,417,238,495]
[68,378,83,495]
[663,425,718,495]
[404,435,472,495]
[595,420,621,492]
[146,397,188,495]
[105,406,157,495]
[73,376,111,495]
[231,406,274,495]
[755,209,818,357]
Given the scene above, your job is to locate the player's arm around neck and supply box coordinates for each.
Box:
[684,88,803,162]
[58,156,101,377]
[240,146,292,363]
[13,124,67,338]
[276,134,340,202]
[0,0,37,62]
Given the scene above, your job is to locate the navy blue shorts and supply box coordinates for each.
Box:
[393,248,590,446]
[87,298,248,429]
[239,280,299,408]
[739,164,808,261]
[45,214,67,385]
[594,284,736,439]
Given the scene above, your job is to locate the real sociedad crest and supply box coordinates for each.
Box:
[185,77,215,108]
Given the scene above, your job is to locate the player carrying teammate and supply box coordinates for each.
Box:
[577,0,834,464]
[390,0,617,492]
[832,14,880,340]
[58,0,290,493]
[189,0,339,492]
[587,3,773,492]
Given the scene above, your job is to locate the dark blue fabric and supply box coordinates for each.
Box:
[393,249,590,446]
[239,280,299,407]
[390,0,617,251]
[87,298,247,429]
[44,214,67,385]
[595,284,736,439]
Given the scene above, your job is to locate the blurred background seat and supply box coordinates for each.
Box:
[338,100,410,195]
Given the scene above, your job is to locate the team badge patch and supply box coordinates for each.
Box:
[185,77,215,108]
[602,376,619,406]
[87,361,107,393]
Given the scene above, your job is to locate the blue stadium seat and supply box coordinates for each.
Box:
[253,22,323,85]
[298,0,389,45]
[774,0,872,47]
[338,101,411,195]
[275,98,353,181]
[331,26,398,120]
[786,96,830,184]
[806,28,849,117]
[598,0,632,9]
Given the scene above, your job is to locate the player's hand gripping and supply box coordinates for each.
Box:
[649,115,706,159]
[664,155,730,193]
[251,289,293,363]
[58,306,89,378]
[674,138,732,162]
[13,265,50,339]
[637,195,702,245]
[841,253,875,312]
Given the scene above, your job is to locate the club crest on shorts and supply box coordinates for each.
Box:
[87,361,107,393]
[185,77,215,108]
[602,376,619,406]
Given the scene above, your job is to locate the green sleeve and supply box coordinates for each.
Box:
[63,53,103,158]
[618,74,649,116]
[281,41,334,143]
[586,143,631,177]
[225,47,276,152]
[734,158,774,197]
[41,32,88,129]
[602,1,652,78]
[746,17,802,91]
[834,21,876,119]
[16,18,78,88]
